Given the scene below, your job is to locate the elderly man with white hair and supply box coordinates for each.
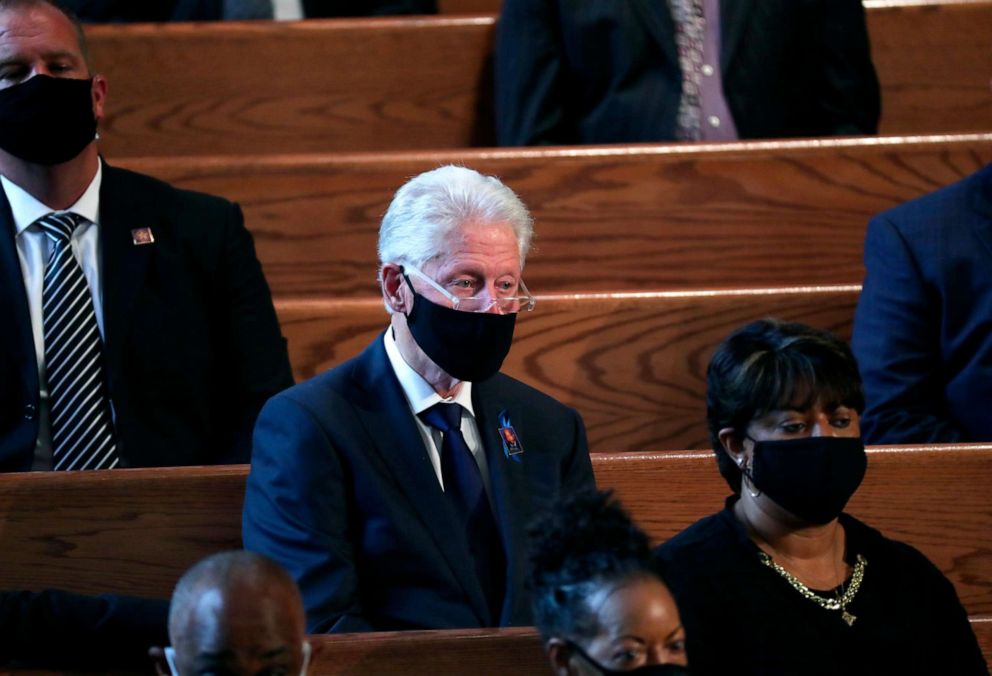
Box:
[243,165,594,634]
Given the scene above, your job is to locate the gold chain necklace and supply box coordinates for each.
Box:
[758,552,867,627]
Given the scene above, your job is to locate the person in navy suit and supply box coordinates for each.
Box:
[0,0,293,471]
[494,0,880,146]
[852,164,992,443]
[243,165,595,633]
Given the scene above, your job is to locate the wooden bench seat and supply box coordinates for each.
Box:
[1,445,990,621]
[88,1,992,156]
[275,287,860,451]
[120,133,992,299]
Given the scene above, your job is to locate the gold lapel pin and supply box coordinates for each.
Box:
[131,227,155,245]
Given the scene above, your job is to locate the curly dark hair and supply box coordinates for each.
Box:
[528,489,663,642]
[706,319,865,493]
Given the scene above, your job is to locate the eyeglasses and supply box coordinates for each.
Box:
[402,264,536,314]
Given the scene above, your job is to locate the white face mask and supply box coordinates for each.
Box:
[164,640,312,676]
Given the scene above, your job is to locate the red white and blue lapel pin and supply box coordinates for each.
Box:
[498,410,524,461]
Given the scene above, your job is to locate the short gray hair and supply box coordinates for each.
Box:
[377,165,534,271]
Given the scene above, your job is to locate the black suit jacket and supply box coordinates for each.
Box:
[243,334,595,633]
[495,0,880,145]
[0,163,293,471]
[852,164,992,443]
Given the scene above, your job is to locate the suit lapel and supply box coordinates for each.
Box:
[349,337,492,625]
[473,378,532,625]
[719,0,755,74]
[630,0,679,65]
[98,164,154,378]
[0,190,38,400]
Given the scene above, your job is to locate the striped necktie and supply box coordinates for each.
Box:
[38,212,119,471]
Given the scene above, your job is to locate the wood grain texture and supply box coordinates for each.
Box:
[1,446,989,620]
[87,2,992,156]
[307,628,546,675]
[0,466,245,598]
[120,134,992,298]
[277,287,858,452]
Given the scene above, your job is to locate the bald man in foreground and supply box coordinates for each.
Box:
[153,551,310,676]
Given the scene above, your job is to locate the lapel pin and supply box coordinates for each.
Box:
[131,228,155,245]
[497,410,524,461]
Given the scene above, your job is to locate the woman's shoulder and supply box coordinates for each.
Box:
[655,504,741,565]
[841,513,949,582]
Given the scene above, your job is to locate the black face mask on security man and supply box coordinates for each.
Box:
[0,75,97,165]
[402,272,516,383]
[743,436,867,525]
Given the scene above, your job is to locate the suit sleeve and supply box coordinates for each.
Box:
[811,0,880,135]
[0,590,168,669]
[494,0,569,146]
[561,407,595,494]
[243,394,373,633]
[852,216,966,443]
[213,203,294,463]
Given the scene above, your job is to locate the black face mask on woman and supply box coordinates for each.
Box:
[0,75,97,165]
[744,436,867,525]
[404,287,516,383]
[568,642,691,676]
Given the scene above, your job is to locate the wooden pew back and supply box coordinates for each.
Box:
[88,2,992,156]
[276,287,859,452]
[121,134,992,298]
[1,446,989,620]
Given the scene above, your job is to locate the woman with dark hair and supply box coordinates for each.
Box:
[655,319,987,675]
[529,490,689,675]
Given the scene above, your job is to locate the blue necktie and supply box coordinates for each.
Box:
[38,212,119,471]
[420,402,505,623]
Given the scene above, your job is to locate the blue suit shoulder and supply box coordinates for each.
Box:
[870,163,991,236]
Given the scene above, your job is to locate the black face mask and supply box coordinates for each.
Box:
[744,436,867,525]
[568,642,691,676]
[404,285,516,382]
[0,75,97,165]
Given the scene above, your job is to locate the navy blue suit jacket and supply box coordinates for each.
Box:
[495,0,880,146]
[0,163,293,470]
[243,334,595,633]
[852,164,992,443]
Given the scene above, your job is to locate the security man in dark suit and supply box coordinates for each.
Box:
[243,165,595,633]
[495,0,880,145]
[0,0,293,471]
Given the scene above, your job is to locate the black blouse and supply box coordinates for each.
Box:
[655,497,988,676]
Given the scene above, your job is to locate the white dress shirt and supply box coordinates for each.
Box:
[383,329,493,499]
[2,164,104,469]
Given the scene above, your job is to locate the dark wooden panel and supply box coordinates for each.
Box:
[0,465,244,599]
[88,2,992,156]
[308,628,546,675]
[868,1,992,135]
[277,287,857,452]
[87,17,496,156]
[1,445,989,620]
[121,134,992,298]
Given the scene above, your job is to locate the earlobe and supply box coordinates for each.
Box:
[90,74,108,122]
[718,426,746,466]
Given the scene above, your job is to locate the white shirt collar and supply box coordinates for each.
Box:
[383,328,475,417]
[2,161,102,236]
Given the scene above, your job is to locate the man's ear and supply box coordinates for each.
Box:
[380,263,407,312]
[90,74,108,123]
[547,638,574,676]
[148,646,170,676]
